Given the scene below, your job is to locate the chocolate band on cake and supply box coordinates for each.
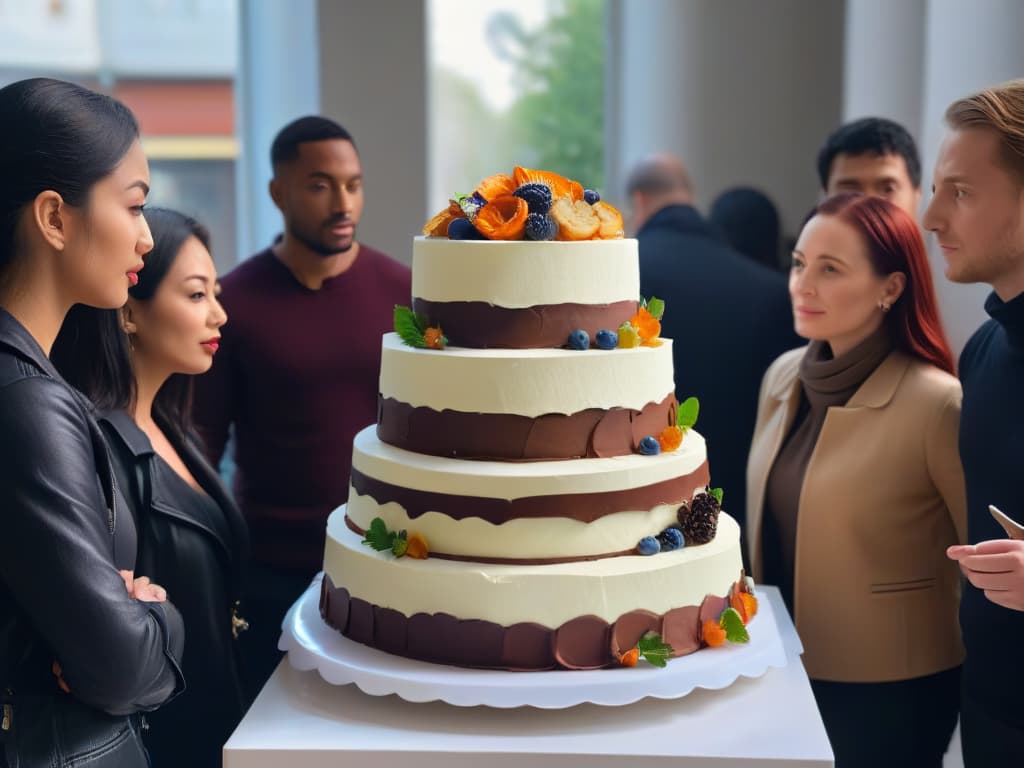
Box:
[320,573,730,671]
[350,460,710,526]
[412,298,638,349]
[377,393,676,460]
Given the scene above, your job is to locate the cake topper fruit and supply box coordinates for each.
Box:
[394,305,447,350]
[680,486,723,544]
[658,395,698,452]
[422,167,623,241]
[617,631,675,668]
[361,517,430,560]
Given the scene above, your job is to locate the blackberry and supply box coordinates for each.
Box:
[680,489,721,544]
[524,212,559,241]
[514,182,554,214]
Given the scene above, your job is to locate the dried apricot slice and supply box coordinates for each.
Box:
[474,195,528,240]
[406,532,430,559]
[702,620,727,647]
[593,201,625,239]
[422,199,464,237]
[619,647,639,667]
[475,173,517,201]
[513,166,584,202]
[550,197,599,240]
[468,195,524,240]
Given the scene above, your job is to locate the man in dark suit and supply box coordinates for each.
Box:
[630,153,799,542]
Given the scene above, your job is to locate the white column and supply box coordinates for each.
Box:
[842,0,926,137]
[235,0,320,261]
[317,0,427,267]
[920,0,1024,355]
[606,0,845,237]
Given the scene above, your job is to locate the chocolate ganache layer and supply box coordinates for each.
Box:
[377,393,677,460]
[349,459,710,525]
[412,298,638,349]
[320,573,725,671]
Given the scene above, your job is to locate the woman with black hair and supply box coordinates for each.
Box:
[54,208,250,767]
[0,78,185,766]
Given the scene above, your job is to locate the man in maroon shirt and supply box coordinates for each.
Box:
[193,117,411,694]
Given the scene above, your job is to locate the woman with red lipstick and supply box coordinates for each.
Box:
[746,193,965,767]
[54,208,249,768]
[0,78,185,768]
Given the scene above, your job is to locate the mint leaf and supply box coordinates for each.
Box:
[720,607,750,643]
[646,297,665,320]
[362,517,396,552]
[394,305,427,348]
[711,487,724,505]
[677,397,699,430]
[637,630,674,668]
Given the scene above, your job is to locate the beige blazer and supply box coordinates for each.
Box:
[747,347,967,682]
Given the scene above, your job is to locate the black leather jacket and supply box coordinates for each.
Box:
[0,310,185,768]
[99,410,250,767]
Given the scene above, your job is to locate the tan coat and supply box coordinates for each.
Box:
[747,347,967,682]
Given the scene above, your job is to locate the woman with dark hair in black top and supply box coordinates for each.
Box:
[0,77,185,768]
[54,208,250,767]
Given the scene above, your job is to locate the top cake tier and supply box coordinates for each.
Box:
[412,236,640,349]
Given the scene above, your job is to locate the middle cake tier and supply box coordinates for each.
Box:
[377,332,678,460]
[347,427,710,562]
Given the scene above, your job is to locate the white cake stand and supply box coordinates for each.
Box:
[279,574,792,709]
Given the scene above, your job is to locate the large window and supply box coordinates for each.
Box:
[428,0,605,211]
[0,0,239,274]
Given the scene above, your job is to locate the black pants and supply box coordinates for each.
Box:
[811,667,960,768]
[961,683,1024,767]
[237,562,316,701]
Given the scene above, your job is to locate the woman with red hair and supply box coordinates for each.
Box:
[747,193,965,767]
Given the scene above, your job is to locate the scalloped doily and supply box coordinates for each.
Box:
[279,574,791,709]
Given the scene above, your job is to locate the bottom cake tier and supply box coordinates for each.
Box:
[320,508,745,670]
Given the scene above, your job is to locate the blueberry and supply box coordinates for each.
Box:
[584,188,601,205]
[447,217,484,240]
[525,212,559,241]
[514,182,554,214]
[637,536,660,556]
[657,527,685,552]
[567,329,590,350]
[594,329,618,350]
[638,436,661,455]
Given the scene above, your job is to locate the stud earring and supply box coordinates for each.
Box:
[879,300,891,313]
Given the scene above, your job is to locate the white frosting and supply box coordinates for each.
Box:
[412,236,639,307]
[323,508,743,627]
[352,426,707,501]
[346,494,686,559]
[379,333,675,416]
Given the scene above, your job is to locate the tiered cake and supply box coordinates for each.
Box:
[319,170,748,671]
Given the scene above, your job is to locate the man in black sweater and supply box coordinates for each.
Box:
[630,154,799,545]
[923,79,1024,766]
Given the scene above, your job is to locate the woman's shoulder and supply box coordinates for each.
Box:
[896,354,962,403]
[0,373,90,432]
